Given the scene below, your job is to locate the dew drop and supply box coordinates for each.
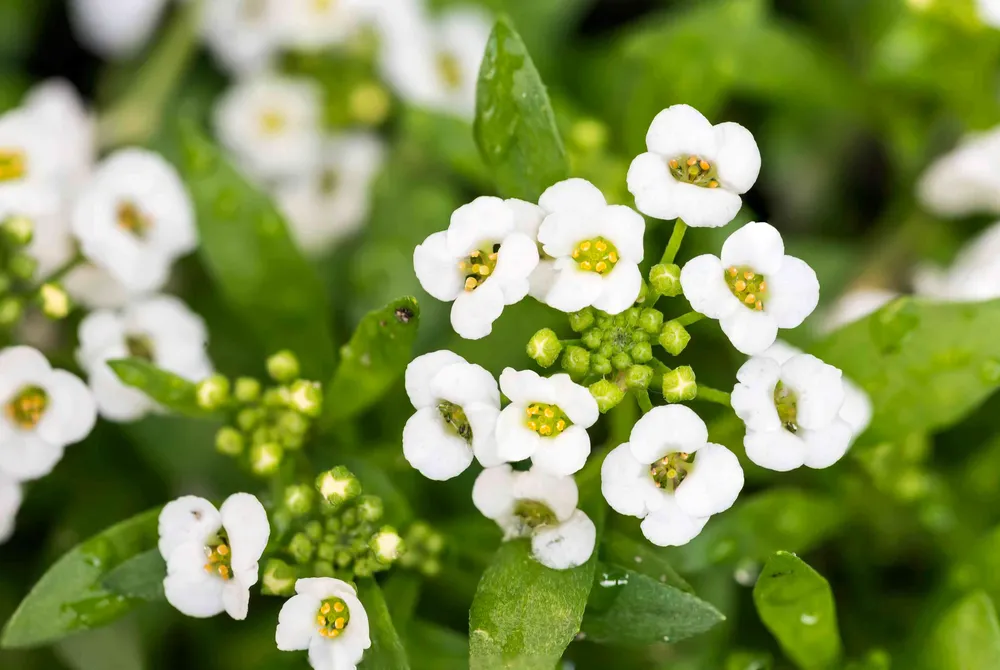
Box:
[800,613,818,625]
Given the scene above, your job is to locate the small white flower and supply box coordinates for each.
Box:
[496,368,599,476]
[279,0,366,50]
[68,0,168,59]
[276,578,371,670]
[76,296,213,422]
[202,0,285,75]
[3,185,69,278]
[214,75,323,183]
[402,350,502,480]
[914,220,1000,302]
[71,148,196,296]
[601,405,744,547]
[917,126,1000,218]
[0,108,64,197]
[413,196,540,339]
[158,493,269,620]
[732,352,854,472]
[820,288,897,334]
[627,104,761,228]
[0,475,22,544]
[680,221,819,354]
[535,178,646,315]
[0,347,96,482]
[472,465,596,570]
[276,133,385,255]
[979,0,1000,27]
[24,79,96,192]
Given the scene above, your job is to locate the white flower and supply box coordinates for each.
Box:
[276,133,385,255]
[202,0,285,75]
[276,578,371,670]
[278,0,367,50]
[158,493,269,620]
[535,178,646,315]
[0,475,22,544]
[917,126,1000,218]
[214,75,323,183]
[68,0,168,59]
[820,288,897,334]
[0,108,64,197]
[76,296,213,422]
[3,185,69,277]
[71,148,196,296]
[413,196,540,339]
[601,405,744,547]
[680,221,819,354]
[402,351,502,480]
[472,465,596,570]
[732,352,854,472]
[23,79,96,192]
[914,220,1000,302]
[979,0,1000,27]
[627,104,761,228]
[496,368,599,476]
[0,347,96,482]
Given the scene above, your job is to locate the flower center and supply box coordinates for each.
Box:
[117,201,153,239]
[438,400,472,443]
[571,237,619,275]
[316,597,351,638]
[668,155,720,189]
[260,109,287,135]
[437,52,463,90]
[319,167,340,195]
[773,381,799,433]
[459,245,499,292]
[203,532,233,580]
[649,452,694,492]
[525,403,571,437]
[0,149,26,182]
[126,333,155,361]
[4,385,48,430]
[724,265,766,311]
[312,0,335,12]
[513,499,558,529]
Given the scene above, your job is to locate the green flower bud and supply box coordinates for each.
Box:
[598,343,614,359]
[590,379,625,413]
[317,542,336,562]
[261,558,297,596]
[612,313,626,328]
[357,495,384,523]
[560,346,590,378]
[316,466,362,508]
[625,364,654,390]
[0,297,22,327]
[612,352,632,370]
[1,215,33,246]
[596,314,613,329]
[290,380,323,417]
[659,321,691,356]
[582,328,603,349]
[421,558,442,577]
[341,508,358,528]
[591,353,612,376]
[234,377,261,403]
[313,560,336,578]
[325,516,342,533]
[569,118,608,152]
[215,426,245,456]
[284,484,315,516]
[335,550,353,568]
[288,532,315,564]
[650,263,682,297]
[237,407,262,431]
[635,281,650,305]
[630,341,653,363]
[196,374,230,410]
[250,442,283,476]
[371,526,405,564]
[624,307,641,328]
[0,273,11,294]
[282,433,305,450]
[38,283,70,319]
[631,329,650,343]
[305,520,324,541]
[424,531,445,555]
[568,307,596,333]
[354,558,375,578]
[663,366,697,403]
[639,308,664,334]
[267,349,300,382]
[263,387,290,407]
[279,410,310,436]
[252,426,277,446]
[8,253,37,280]
[527,328,562,368]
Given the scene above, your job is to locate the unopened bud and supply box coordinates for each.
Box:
[591,353,612,376]
[630,341,653,364]
[612,352,632,370]
[261,558,297,596]
[288,532,315,564]
[267,349,300,383]
[316,466,362,507]
[371,526,405,564]
[590,379,625,413]
[250,442,283,476]
[650,263,682,297]
[196,374,230,410]
[317,541,336,562]
[659,321,691,356]
[305,520,324,541]
[569,118,608,152]
[234,376,261,403]
[663,366,697,403]
[357,495,384,523]
[527,328,562,368]
[38,283,70,319]
[290,380,322,417]
[8,253,36,280]
[561,346,590,378]
[639,308,664,334]
[278,410,310,437]
[582,328,603,350]
[215,427,245,456]
[625,364,654,390]
[284,484,315,516]
[568,307,596,333]
[0,216,33,246]
[0,297,23,327]
[350,82,391,126]
[314,560,336,577]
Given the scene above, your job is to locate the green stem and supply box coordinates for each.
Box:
[608,392,638,445]
[634,389,653,414]
[560,339,582,347]
[671,311,704,327]
[659,219,688,265]
[34,251,85,289]
[695,385,731,407]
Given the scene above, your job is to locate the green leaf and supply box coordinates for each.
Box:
[601,529,692,593]
[107,358,214,418]
[101,549,166,601]
[177,122,335,379]
[474,16,568,201]
[581,563,724,646]
[357,578,410,670]
[925,591,1000,670]
[323,296,420,424]
[407,621,469,670]
[753,552,842,670]
[1,509,160,649]
[813,297,1000,441]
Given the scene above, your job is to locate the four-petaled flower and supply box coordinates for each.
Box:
[276,577,371,670]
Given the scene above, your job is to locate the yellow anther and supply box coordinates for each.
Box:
[488,252,498,261]
[572,249,580,259]
[744,271,755,280]
[708,180,719,188]
[745,294,756,305]
[528,421,537,431]
[330,630,340,638]
[335,617,346,630]
[217,545,229,556]
[527,406,537,416]
[479,265,491,277]
[317,615,327,625]
[699,160,710,171]
[669,159,679,169]
[580,241,592,251]
[219,565,230,579]
[464,277,478,291]
[734,280,746,292]
[595,261,607,273]
[543,407,555,418]
[539,425,552,436]
[755,301,764,311]
[556,420,566,431]
[471,264,480,274]
[759,281,767,292]
[458,261,466,270]
[595,241,607,252]
[580,261,592,271]
[333,602,345,613]
[204,564,213,573]
[687,156,698,166]
[470,250,480,258]
[321,603,331,614]
[728,266,738,276]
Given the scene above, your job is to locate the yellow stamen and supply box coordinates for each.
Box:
[699,160,710,171]
[728,266,738,277]
[755,301,764,311]
[317,615,327,625]
[687,156,698,166]
[333,602,345,613]
[580,261,592,271]
[745,294,756,305]
[708,180,719,188]
[335,617,346,630]
[470,250,480,258]
[572,249,580,259]
[608,252,618,263]
[734,280,746,292]
[528,421,537,431]
[217,545,229,556]
[580,241,591,252]
[321,603,331,614]
[759,281,767,292]
[595,261,607,273]
[488,252,497,261]
[479,265,491,277]
[668,159,679,169]
[744,271,755,280]
[543,407,555,418]
[464,277,478,291]
[539,425,552,436]
[556,420,565,431]
[595,241,607,252]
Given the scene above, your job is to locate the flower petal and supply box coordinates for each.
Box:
[158,495,221,560]
[499,368,554,404]
[713,122,761,194]
[0,427,63,482]
[513,468,578,522]
[223,580,251,620]
[0,346,51,402]
[626,152,681,222]
[164,541,226,618]
[472,465,517,521]
[543,263,604,313]
[405,351,468,409]
[781,354,844,430]
[220,492,269,583]
[465,402,504,467]
[276,593,321,651]
[744,429,807,471]
[431,361,499,408]
[720,308,778,355]
[674,443,744,517]
[413,231,462,302]
[680,255,740,319]
[530,425,590,477]
[840,379,872,438]
[549,374,599,427]
[35,370,96,446]
[446,196,514,257]
[766,256,820,329]
[801,420,854,469]
[507,198,545,238]
[600,443,658,518]
[720,222,785,275]
[492,232,539,304]
[601,205,646,263]
[639,498,710,547]
[495,404,542,462]
[671,181,743,229]
[402,408,474,480]
[450,281,505,340]
[531,510,596,570]
[645,104,717,159]
[538,178,607,215]
[629,405,708,464]
[592,262,642,315]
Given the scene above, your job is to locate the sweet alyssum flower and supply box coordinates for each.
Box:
[473,465,597,570]
[979,0,1000,27]
[202,0,285,75]
[23,79,95,191]
[71,148,197,296]
[535,178,646,315]
[601,405,744,547]
[914,220,1000,303]
[0,475,20,544]
[158,493,270,620]
[276,578,371,670]
[0,108,63,198]
[0,346,96,482]
[402,350,502,480]
[917,125,1000,218]
[627,104,761,228]
[495,368,599,476]
[76,296,213,422]
[279,0,367,50]
[732,351,854,472]
[413,195,540,339]
[680,221,819,354]
[68,0,168,60]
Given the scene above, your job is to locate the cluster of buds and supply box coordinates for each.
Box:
[0,217,71,329]
[198,350,324,476]
[397,520,446,577]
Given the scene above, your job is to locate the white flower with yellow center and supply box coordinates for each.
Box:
[413,196,540,340]
[0,347,96,482]
[914,220,1000,303]
[601,405,744,547]
[76,296,213,422]
[627,104,761,228]
[495,368,599,477]
[0,475,20,544]
[202,0,285,75]
[680,221,819,355]
[917,126,1000,218]
[279,0,367,50]
[158,493,269,620]
[71,148,196,296]
[68,0,168,59]
[535,178,646,315]
[403,351,502,481]
[276,578,371,670]
[473,465,597,570]
[0,108,63,198]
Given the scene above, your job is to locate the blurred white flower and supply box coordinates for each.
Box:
[914,220,1000,302]
[276,133,384,255]
[979,0,1000,30]
[23,79,96,192]
[214,75,323,183]
[473,464,596,570]
[279,0,367,51]
[2,185,68,276]
[76,296,213,422]
[535,178,645,315]
[820,288,897,334]
[601,405,743,547]
[0,475,20,545]
[68,0,169,59]
[402,351,502,481]
[414,195,539,339]
[495,368,599,476]
[917,126,1000,218]
[0,346,96,482]
[627,104,760,228]
[158,493,269,620]
[680,222,819,355]
[0,108,64,198]
[276,578,371,670]
[202,0,285,75]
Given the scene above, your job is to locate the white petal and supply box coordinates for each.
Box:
[601,205,646,262]
[495,405,542,462]
[537,211,591,258]
[513,468,578,522]
[472,465,517,521]
[276,593,321,651]
[639,498,710,547]
[450,282,505,340]
[720,308,779,355]
[671,181,743,229]
[414,231,462,302]
[492,232,539,304]
[220,493,269,583]
[402,408,474,481]
[531,510,596,570]
[0,427,64,482]
[35,370,96,446]
[446,196,513,257]
[307,636,339,670]
[530,425,590,476]
[840,380,873,437]
[801,420,854,469]
[538,178,607,215]
[781,354,844,430]
[499,368,555,405]
[404,351,467,409]
[465,402,504,467]
[626,153,681,222]
[822,289,896,334]
[164,541,226,618]
[223,581,251,620]
[761,340,802,365]
[592,263,642,315]
[765,256,820,329]
[431,361,499,408]
[332,589,371,659]
[713,122,761,194]
[674,443,744,517]
[507,198,545,238]
[157,495,221,560]
[543,264,604,313]
[600,443,658,518]
[0,476,21,544]
[731,381,781,434]
[744,429,807,471]
[720,222,785,275]
[528,259,557,302]
[629,405,709,464]
[644,104,717,159]
[735,355,782,386]
[0,346,51,401]
[680,256,741,319]
[295,577,354,600]
[549,374,599,427]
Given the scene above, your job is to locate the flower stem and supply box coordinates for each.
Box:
[635,390,653,414]
[671,311,704,327]
[560,339,582,347]
[35,251,85,289]
[659,219,688,265]
[608,392,638,445]
[695,385,731,407]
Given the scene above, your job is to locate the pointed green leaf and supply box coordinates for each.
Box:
[753,552,842,670]
[925,591,1000,670]
[601,529,692,592]
[474,17,568,200]
[358,578,410,670]
[107,358,214,418]
[101,549,166,601]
